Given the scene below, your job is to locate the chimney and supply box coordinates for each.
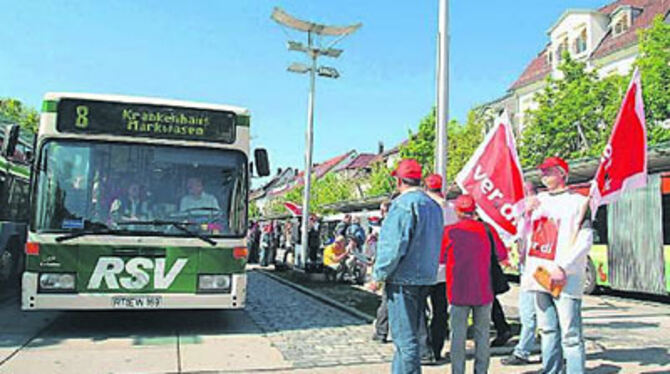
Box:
[378,141,385,154]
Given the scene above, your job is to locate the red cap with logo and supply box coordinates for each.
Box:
[424,174,443,190]
[454,194,476,213]
[537,156,569,175]
[391,159,422,180]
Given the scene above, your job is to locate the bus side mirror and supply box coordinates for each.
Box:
[254,148,270,177]
[1,124,19,158]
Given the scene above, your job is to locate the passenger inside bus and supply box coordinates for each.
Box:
[109,182,152,228]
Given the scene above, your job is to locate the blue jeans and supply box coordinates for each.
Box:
[513,290,537,360]
[449,303,492,374]
[535,292,585,374]
[386,283,424,374]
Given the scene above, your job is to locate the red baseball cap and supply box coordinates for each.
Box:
[391,159,422,180]
[454,194,476,213]
[538,156,569,175]
[424,174,443,190]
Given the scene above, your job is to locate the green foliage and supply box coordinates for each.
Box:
[248,200,261,219]
[398,106,485,184]
[447,110,485,182]
[263,173,356,216]
[365,161,395,197]
[400,107,436,174]
[0,98,39,133]
[636,15,670,143]
[520,54,628,167]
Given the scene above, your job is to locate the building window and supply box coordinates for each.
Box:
[614,14,629,36]
[574,29,587,54]
[547,51,553,65]
[556,38,568,62]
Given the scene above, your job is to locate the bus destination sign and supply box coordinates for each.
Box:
[56,98,236,143]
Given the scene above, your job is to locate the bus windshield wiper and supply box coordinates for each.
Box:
[55,221,118,243]
[116,220,217,246]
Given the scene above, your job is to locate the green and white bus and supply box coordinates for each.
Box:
[0,120,33,287]
[22,93,268,310]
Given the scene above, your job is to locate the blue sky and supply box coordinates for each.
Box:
[1,0,610,177]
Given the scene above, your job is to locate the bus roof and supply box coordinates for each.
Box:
[43,92,250,116]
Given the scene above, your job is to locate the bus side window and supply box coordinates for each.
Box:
[592,206,608,245]
[0,172,7,219]
[8,178,30,223]
[662,195,670,245]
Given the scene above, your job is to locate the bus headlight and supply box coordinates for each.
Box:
[39,273,76,292]
[198,275,232,293]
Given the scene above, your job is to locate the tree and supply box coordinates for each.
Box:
[400,107,437,175]
[447,110,485,182]
[263,173,357,216]
[0,98,39,133]
[636,15,670,143]
[248,201,261,220]
[399,106,485,184]
[519,54,627,167]
[365,161,395,197]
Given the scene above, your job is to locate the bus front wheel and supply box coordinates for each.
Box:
[583,257,597,295]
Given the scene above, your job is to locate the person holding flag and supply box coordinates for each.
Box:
[520,156,593,374]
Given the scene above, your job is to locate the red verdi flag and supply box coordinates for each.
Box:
[590,68,647,217]
[455,112,525,236]
[284,202,303,217]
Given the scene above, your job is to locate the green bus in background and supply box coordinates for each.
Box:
[22,93,269,310]
[0,120,33,287]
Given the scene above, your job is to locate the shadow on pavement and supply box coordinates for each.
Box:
[583,321,659,330]
[588,347,670,367]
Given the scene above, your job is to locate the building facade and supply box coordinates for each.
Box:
[483,0,670,133]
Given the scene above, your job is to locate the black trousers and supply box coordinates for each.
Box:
[374,287,389,338]
[428,282,449,358]
[491,296,510,334]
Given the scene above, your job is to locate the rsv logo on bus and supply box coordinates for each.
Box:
[88,257,188,290]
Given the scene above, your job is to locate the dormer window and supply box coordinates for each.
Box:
[610,6,636,37]
[614,14,629,35]
[574,29,588,54]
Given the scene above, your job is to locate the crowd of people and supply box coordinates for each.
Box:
[367,157,592,374]
[248,155,591,374]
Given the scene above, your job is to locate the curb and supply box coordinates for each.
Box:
[256,269,376,324]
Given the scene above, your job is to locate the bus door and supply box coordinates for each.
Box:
[607,173,666,295]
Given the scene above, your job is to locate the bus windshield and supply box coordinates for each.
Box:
[33,140,248,238]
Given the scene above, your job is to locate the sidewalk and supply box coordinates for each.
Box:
[255,266,670,373]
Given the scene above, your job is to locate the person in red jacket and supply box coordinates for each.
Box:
[441,194,508,374]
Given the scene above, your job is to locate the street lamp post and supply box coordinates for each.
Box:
[271,8,361,268]
[436,0,449,193]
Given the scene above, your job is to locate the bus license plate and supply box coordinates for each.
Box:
[112,296,162,308]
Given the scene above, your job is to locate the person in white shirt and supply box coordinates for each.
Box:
[179,177,220,213]
[522,156,593,374]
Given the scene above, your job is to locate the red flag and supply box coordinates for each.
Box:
[590,68,647,217]
[284,202,302,216]
[455,112,525,236]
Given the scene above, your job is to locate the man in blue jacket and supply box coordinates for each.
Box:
[371,159,444,374]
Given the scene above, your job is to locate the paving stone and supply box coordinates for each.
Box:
[245,272,394,369]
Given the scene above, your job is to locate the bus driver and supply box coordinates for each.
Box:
[179,177,220,213]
